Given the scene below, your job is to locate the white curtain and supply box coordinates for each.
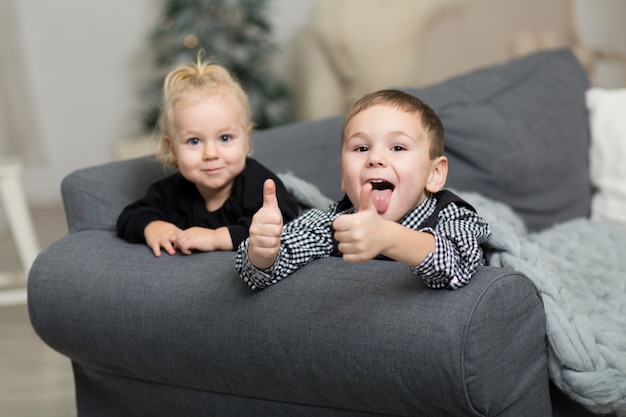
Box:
[0,0,44,164]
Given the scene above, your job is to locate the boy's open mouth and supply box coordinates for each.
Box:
[369,180,394,213]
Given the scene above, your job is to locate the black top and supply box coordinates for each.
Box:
[116,158,299,248]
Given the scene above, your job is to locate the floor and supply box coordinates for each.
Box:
[0,203,77,416]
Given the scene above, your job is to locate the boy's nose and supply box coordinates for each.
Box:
[367,151,386,167]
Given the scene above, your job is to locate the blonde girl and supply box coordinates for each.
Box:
[117,52,298,257]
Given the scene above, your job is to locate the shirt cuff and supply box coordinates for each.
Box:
[239,243,280,290]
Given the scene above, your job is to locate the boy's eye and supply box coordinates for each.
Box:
[391,145,406,151]
[219,134,232,143]
[187,137,201,145]
[355,146,369,152]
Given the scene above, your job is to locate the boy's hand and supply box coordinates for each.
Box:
[333,183,388,263]
[248,179,283,269]
[144,220,182,257]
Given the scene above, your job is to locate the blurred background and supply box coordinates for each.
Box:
[1,0,625,212]
[0,1,625,413]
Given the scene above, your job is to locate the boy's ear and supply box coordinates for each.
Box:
[426,156,448,193]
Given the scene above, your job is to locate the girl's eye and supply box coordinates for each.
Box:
[355,146,368,152]
[391,145,406,151]
[187,137,201,145]
[219,134,232,143]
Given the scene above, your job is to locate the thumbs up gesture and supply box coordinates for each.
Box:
[332,183,386,263]
[248,179,284,269]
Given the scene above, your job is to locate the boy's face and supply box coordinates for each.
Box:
[340,104,447,222]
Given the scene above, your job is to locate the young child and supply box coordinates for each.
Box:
[117,53,299,257]
[236,89,491,290]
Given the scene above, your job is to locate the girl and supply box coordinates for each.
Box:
[117,53,298,257]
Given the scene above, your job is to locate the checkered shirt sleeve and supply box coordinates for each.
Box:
[236,202,347,290]
[236,195,491,290]
[405,199,491,289]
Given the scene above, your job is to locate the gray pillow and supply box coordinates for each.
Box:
[403,48,592,231]
[252,49,592,232]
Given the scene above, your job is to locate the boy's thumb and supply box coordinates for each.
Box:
[358,183,374,212]
[263,179,279,209]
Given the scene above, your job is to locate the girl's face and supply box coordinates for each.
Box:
[340,104,446,221]
[167,92,250,211]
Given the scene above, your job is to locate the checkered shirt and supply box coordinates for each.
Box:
[236,192,491,290]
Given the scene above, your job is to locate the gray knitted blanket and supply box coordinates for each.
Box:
[459,191,626,417]
[280,173,626,415]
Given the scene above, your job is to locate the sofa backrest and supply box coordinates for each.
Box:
[251,116,345,202]
[61,156,177,232]
[406,47,592,232]
[252,48,593,232]
[62,48,591,233]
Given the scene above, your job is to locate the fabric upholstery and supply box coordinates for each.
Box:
[30,231,549,416]
[404,48,592,232]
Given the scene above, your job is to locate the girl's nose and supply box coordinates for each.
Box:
[203,142,218,160]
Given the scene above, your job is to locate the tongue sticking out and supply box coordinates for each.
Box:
[371,189,392,214]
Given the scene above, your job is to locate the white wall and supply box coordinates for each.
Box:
[267,0,314,81]
[14,0,161,204]
[10,0,311,205]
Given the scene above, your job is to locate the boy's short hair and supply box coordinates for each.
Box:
[341,89,444,159]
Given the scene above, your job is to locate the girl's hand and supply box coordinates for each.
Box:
[144,220,182,257]
[175,227,232,254]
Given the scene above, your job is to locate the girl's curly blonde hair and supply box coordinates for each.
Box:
[155,51,253,166]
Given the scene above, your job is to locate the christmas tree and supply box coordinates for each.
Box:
[142,0,293,131]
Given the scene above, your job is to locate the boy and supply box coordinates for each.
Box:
[236,89,491,290]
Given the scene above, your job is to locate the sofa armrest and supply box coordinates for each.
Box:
[28,229,550,417]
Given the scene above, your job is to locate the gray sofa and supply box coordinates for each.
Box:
[29,48,600,416]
